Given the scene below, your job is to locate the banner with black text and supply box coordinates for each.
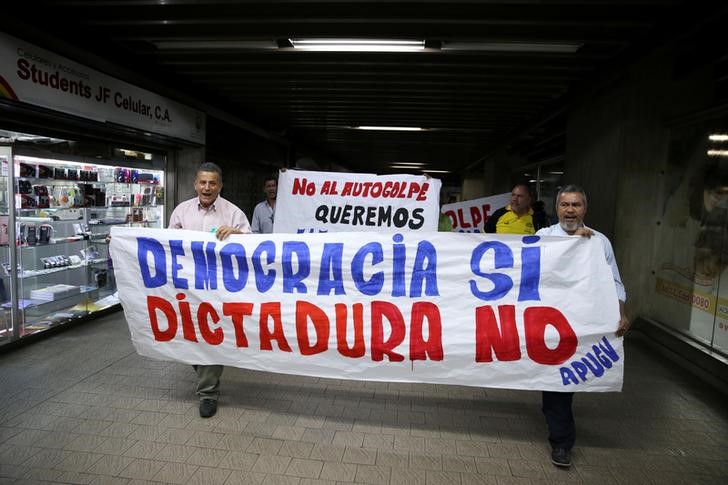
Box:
[274,170,441,233]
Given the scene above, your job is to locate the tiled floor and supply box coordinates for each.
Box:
[1,311,727,484]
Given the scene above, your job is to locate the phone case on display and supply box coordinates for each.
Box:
[18,180,32,194]
[33,186,50,208]
[72,187,84,207]
[110,194,130,206]
[54,167,67,179]
[19,163,37,177]
[94,189,106,206]
[38,224,53,244]
[17,223,25,244]
[17,193,37,208]
[114,167,131,183]
[131,170,139,183]
[53,187,70,207]
[26,225,37,246]
[130,207,144,222]
[36,196,50,208]
[67,169,78,180]
[37,165,53,178]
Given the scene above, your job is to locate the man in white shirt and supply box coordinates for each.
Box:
[536,184,630,467]
[251,176,277,234]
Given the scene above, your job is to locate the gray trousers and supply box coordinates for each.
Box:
[194,365,223,401]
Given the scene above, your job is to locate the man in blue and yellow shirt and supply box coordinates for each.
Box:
[483,183,538,234]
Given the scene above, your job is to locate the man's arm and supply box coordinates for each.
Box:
[615,300,630,337]
[215,206,252,240]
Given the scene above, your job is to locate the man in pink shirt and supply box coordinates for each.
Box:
[168,162,251,417]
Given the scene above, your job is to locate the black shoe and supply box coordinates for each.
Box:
[199,399,217,418]
[551,448,572,467]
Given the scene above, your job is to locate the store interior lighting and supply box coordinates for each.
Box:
[155,38,583,54]
[356,126,425,131]
[387,162,426,168]
[709,134,728,142]
[289,39,425,52]
[707,149,728,157]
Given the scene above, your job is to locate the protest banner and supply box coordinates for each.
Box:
[112,227,624,392]
[274,169,441,233]
[441,193,511,232]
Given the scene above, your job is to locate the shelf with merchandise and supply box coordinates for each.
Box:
[17,284,99,314]
[17,205,162,212]
[11,259,107,279]
[1,151,166,345]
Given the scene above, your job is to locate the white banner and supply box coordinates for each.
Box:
[111,227,624,392]
[0,32,205,144]
[441,193,511,232]
[273,169,441,233]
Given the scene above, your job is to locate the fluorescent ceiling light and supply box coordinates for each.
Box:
[357,126,425,131]
[709,134,728,142]
[290,38,425,52]
[153,40,278,50]
[707,149,728,157]
[390,162,426,167]
[441,41,581,53]
[422,170,451,173]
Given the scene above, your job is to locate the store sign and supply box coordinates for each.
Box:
[441,193,511,232]
[274,170,441,233]
[0,32,205,144]
[111,227,625,392]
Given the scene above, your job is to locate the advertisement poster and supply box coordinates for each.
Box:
[274,170,441,234]
[651,130,728,353]
[112,227,625,392]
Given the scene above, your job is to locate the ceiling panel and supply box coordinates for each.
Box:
[4,1,723,176]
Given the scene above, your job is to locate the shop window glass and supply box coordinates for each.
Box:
[650,123,728,355]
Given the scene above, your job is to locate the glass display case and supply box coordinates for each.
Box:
[0,148,165,343]
[0,146,12,344]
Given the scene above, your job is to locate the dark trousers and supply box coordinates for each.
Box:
[542,391,575,450]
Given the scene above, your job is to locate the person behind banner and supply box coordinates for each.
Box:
[532,199,552,230]
[536,184,629,467]
[168,161,252,418]
[251,176,277,234]
[483,182,544,234]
